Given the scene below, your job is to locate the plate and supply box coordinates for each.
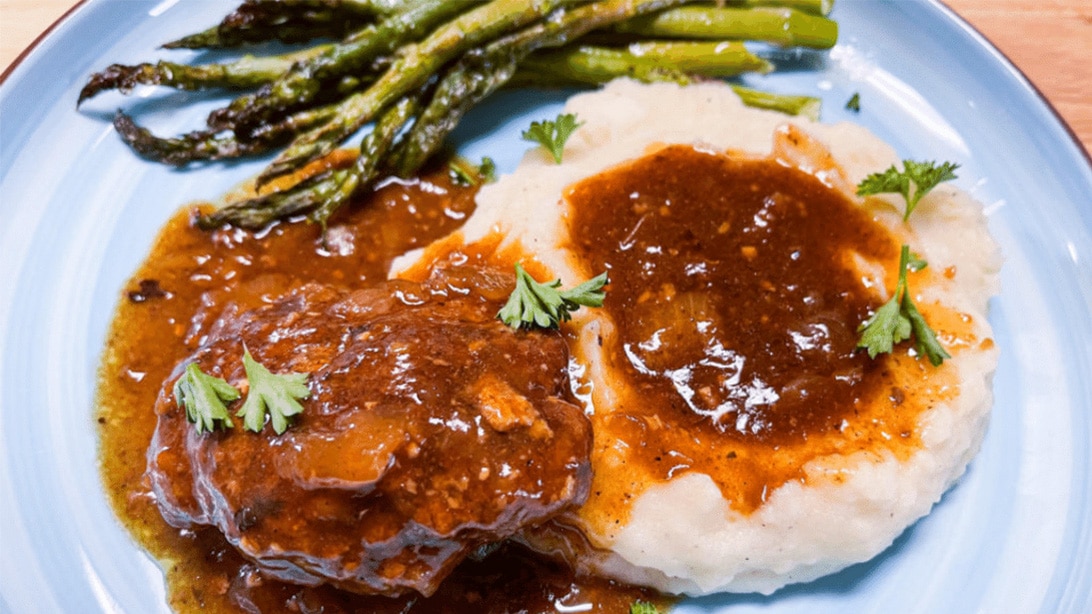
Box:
[2,1,1090,612]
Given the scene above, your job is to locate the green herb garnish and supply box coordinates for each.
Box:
[521,113,583,164]
[857,245,950,366]
[236,349,310,435]
[173,363,240,434]
[856,159,959,221]
[449,162,476,186]
[448,156,497,187]
[630,601,661,614]
[907,251,929,272]
[479,156,497,183]
[172,351,310,435]
[845,91,861,112]
[497,263,608,330]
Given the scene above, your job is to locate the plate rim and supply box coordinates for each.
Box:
[1,1,1091,613]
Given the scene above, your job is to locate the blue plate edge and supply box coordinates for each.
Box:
[1,1,1091,613]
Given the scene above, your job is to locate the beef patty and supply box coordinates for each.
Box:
[146,266,592,597]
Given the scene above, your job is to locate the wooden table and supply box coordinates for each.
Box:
[2,0,1089,155]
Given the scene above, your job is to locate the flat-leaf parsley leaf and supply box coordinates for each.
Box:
[237,349,310,434]
[845,92,861,112]
[630,601,661,614]
[856,159,959,221]
[497,263,608,330]
[448,156,497,186]
[521,113,583,164]
[857,245,951,366]
[173,363,240,434]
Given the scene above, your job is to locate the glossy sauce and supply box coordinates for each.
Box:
[97,143,980,611]
[96,168,662,613]
[564,145,964,534]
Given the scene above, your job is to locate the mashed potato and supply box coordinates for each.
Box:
[395,79,1000,596]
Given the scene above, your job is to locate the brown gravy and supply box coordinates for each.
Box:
[96,144,974,611]
[96,168,662,612]
[564,145,959,536]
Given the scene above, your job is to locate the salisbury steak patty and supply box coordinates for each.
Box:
[146,267,592,597]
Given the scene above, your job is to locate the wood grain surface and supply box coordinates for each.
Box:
[1,0,1089,154]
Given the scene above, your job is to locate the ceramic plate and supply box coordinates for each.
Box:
[2,1,1090,612]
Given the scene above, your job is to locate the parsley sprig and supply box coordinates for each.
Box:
[521,113,583,164]
[857,245,951,366]
[174,363,240,434]
[845,92,861,112]
[237,349,310,435]
[630,601,661,614]
[497,263,608,330]
[448,156,496,186]
[857,159,959,221]
[172,351,310,435]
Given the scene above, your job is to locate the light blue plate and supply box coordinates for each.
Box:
[2,1,1090,612]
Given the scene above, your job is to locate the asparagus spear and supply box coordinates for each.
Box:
[519,42,772,86]
[729,85,820,119]
[387,50,520,178]
[78,46,332,103]
[112,102,341,165]
[236,0,413,18]
[512,45,819,119]
[223,0,414,20]
[199,94,420,229]
[200,168,353,229]
[255,1,833,180]
[306,93,421,227]
[390,0,692,177]
[727,0,832,16]
[82,0,843,231]
[216,0,692,225]
[260,0,816,215]
[112,114,273,165]
[256,0,589,185]
[91,0,699,169]
[162,0,393,49]
[615,6,839,49]
[165,16,365,50]
[166,0,832,49]
[208,0,469,132]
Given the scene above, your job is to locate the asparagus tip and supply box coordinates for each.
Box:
[79,64,137,104]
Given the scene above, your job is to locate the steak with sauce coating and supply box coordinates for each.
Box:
[146,267,592,597]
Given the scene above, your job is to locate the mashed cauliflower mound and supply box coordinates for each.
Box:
[397,79,1000,596]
